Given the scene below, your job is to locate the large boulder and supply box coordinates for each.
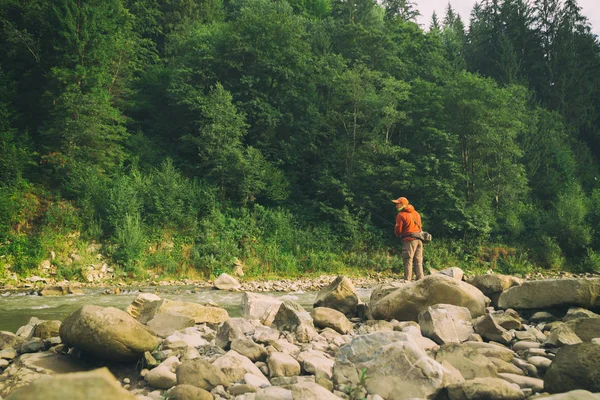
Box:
[5,368,136,400]
[466,274,521,306]
[314,276,360,316]
[126,294,229,324]
[216,318,255,349]
[176,359,231,390]
[241,292,282,326]
[498,278,600,310]
[564,318,600,342]
[59,305,160,362]
[272,301,318,343]
[418,304,474,344]
[214,273,241,291]
[333,332,455,399]
[310,307,353,335]
[544,343,600,393]
[434,342,515,380]
[370,275,487,322]
[368,282,410,306]
[445,377,525,400]
[535,390,600,400]
[212,350,270,385]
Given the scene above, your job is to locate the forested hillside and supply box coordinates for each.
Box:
[1,0,599,280]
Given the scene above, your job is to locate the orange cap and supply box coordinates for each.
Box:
[391,197,409,205]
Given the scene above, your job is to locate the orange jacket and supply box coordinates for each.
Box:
[394,205,422,242]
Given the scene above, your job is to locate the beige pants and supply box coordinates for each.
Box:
[402,239,423,281]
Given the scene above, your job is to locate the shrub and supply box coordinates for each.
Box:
[113,213,147,273]
[576,248,600,274]
[145,159,207,231]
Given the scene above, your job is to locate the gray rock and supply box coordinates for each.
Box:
[527,356,551,370]
[371,274,487,322]
[498,373,543,392]
[466,274,522,307]
[167,384,213,400]
[291,382,342,399]
[272,301,318,343]
[563,307,600,322]
[334,332,450,399]
[545,324,583,347]
[270,375,315,388]
[492,309,523,331]
[176,359,231,391]
[438,267,464,281]
[231,338,268,362]
[297,351,334,379]
[446,377,525,400]
[498,278,600,310]
[147,314,195,338]
[253,326,280,344]
[32,321,61,340]
[512,341,542,352]
[4,367,136,400]
[434,342,515,380]
[255,386,293,400]
[126,294,229,324]
[534,390,600,400]
[241,292,282,326]
[314,276,360,316]
[474,314,513,345]
[418,304,474,344]
[214,273,241,291]
[544,343,600,393]
[564,318,600,342]
[59,305,159,362]
[39,285,84,296]
[267,352,301,378]
[530,311,557,323]
[0,348,17,360]
[0,332,24,351]
[145,365,178,389]
[229,383,257,395]
[216,318,255,349]
[19,340,44,354]
[212,350,270,385]
[311,307,353,335]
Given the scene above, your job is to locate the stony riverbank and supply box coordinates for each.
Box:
[1,270,600,400]
[2,268,598,296]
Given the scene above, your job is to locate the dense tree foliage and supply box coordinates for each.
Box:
[1,0,599,279]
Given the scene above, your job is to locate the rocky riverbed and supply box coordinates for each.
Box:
[1,270,600,400]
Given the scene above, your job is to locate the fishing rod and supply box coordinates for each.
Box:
[371,211,395,227]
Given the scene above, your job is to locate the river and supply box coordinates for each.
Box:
[0,286,373,333]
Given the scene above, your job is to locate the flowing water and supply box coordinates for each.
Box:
[0,286,373,333]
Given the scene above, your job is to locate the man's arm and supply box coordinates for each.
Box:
[394,214,404,237]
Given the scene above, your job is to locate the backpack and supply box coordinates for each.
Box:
[405,214,433,243]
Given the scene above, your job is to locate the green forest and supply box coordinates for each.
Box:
[1,0,599,282]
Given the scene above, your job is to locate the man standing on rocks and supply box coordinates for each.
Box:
[393,196,424,281]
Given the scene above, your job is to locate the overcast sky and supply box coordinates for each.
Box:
[414,0,600,36]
